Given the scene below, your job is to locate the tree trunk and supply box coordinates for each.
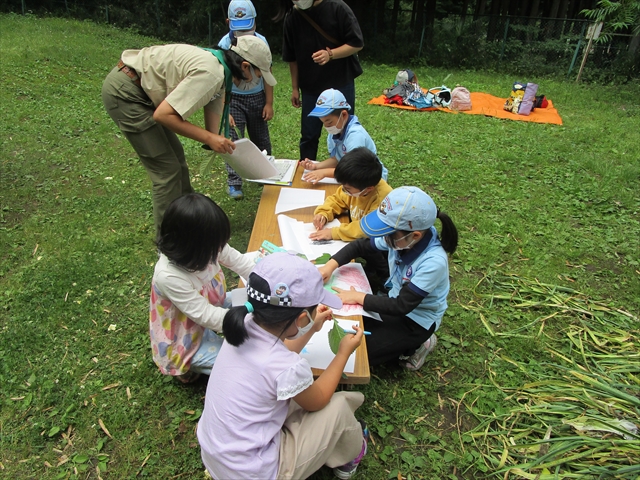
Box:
[487,0,502,41]
[391,0,401,44]
[410,0,418,31]
[424,0,436,48]
[475,0,488,20]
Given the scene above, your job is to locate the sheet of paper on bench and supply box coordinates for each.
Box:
[277,215,348,261]
[325,263,382,321]
[300,319,357,373]
[303,161,339,185]
[275,188,325,215]
[218,138,278,180]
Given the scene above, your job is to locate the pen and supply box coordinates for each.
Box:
[342,329,371,336]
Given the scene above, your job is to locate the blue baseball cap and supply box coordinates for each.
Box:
[308,88,351,117]
[228,0,256,31]
[360,187,438,237]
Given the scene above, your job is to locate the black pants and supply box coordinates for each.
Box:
[363,314,436,366]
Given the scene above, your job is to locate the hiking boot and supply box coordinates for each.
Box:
[400,334,437,371]
[333,420,369,479]
[228,185,243,200]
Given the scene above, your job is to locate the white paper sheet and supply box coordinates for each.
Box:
[218,138,278,180]
[275,188,325,215]
[247,159,298,186]
[300,319,358,373]
[277,215,348,261]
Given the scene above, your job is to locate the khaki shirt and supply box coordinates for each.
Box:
[121,44,225,120]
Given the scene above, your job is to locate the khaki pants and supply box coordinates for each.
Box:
[101,66,193,236]
[277,391,364,480]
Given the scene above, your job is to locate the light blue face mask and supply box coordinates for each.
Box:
[237,65,261,91]
[287,310,314,340]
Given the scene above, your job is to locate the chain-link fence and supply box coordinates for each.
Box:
[3,0,637,80]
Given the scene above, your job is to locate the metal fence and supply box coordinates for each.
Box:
[3,0,636,79]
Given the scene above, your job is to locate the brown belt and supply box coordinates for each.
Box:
[117,59,141,87]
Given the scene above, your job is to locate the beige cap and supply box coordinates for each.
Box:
[231,36,277,86]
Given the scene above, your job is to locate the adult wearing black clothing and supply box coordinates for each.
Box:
[276,0,364,160]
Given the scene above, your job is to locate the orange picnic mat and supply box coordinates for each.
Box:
[368,91,563,125]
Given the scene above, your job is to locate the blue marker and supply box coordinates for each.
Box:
[342,328,371,336]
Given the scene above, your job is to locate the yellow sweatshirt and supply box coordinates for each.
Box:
[314,179,393,241]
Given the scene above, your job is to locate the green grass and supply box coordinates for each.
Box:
[1,13,639,480]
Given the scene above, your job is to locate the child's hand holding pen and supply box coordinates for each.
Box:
[312,214,327,231]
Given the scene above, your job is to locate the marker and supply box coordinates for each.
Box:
[343,328,371,336]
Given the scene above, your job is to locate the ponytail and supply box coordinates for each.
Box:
[436,210,458,254]
[222,305,251,346]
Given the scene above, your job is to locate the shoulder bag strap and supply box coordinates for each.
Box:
[295,6,340,46]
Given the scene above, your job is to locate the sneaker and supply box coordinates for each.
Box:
[228,185,243,200]
[333,420,369,479]
[400,334,437,371]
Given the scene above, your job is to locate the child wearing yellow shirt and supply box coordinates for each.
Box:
[310,147,392,242]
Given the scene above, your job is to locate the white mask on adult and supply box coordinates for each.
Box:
[237,65,261,91]
[293,0,315,9]
[287,310,315,340]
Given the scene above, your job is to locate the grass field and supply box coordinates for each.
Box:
[1,13,639,480]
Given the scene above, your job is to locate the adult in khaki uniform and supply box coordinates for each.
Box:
[102,36,277,235]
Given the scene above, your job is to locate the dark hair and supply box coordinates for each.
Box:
[156,193,231,271]
[329,108,350,117]
[220,44,248,81]
[436,210,458,254]
[334,147,383,190]
[273,0,294,22]
[223,272,317,346]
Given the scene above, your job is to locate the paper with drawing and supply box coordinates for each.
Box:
[324,263,382,321]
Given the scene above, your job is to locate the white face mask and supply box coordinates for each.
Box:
[293,0,315,10]
[237,65,261,91]
[288,310,315,340]
[234,29,255,37]
[324,114,345,136]
[344,187,365,198]
[385,232,418,251]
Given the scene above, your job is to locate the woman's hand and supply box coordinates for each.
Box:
[312,48,332,66]
[332,286,365,306]
[291,89,301,108]
[338,325,363,356]
[207,135,235,154]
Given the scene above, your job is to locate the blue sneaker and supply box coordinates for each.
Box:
[228,185,243,200]
[333,420,369,479]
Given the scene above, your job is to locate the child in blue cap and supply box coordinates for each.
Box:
[219,0,275,200]
[301,88,388,184]
[319,187,458,371]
